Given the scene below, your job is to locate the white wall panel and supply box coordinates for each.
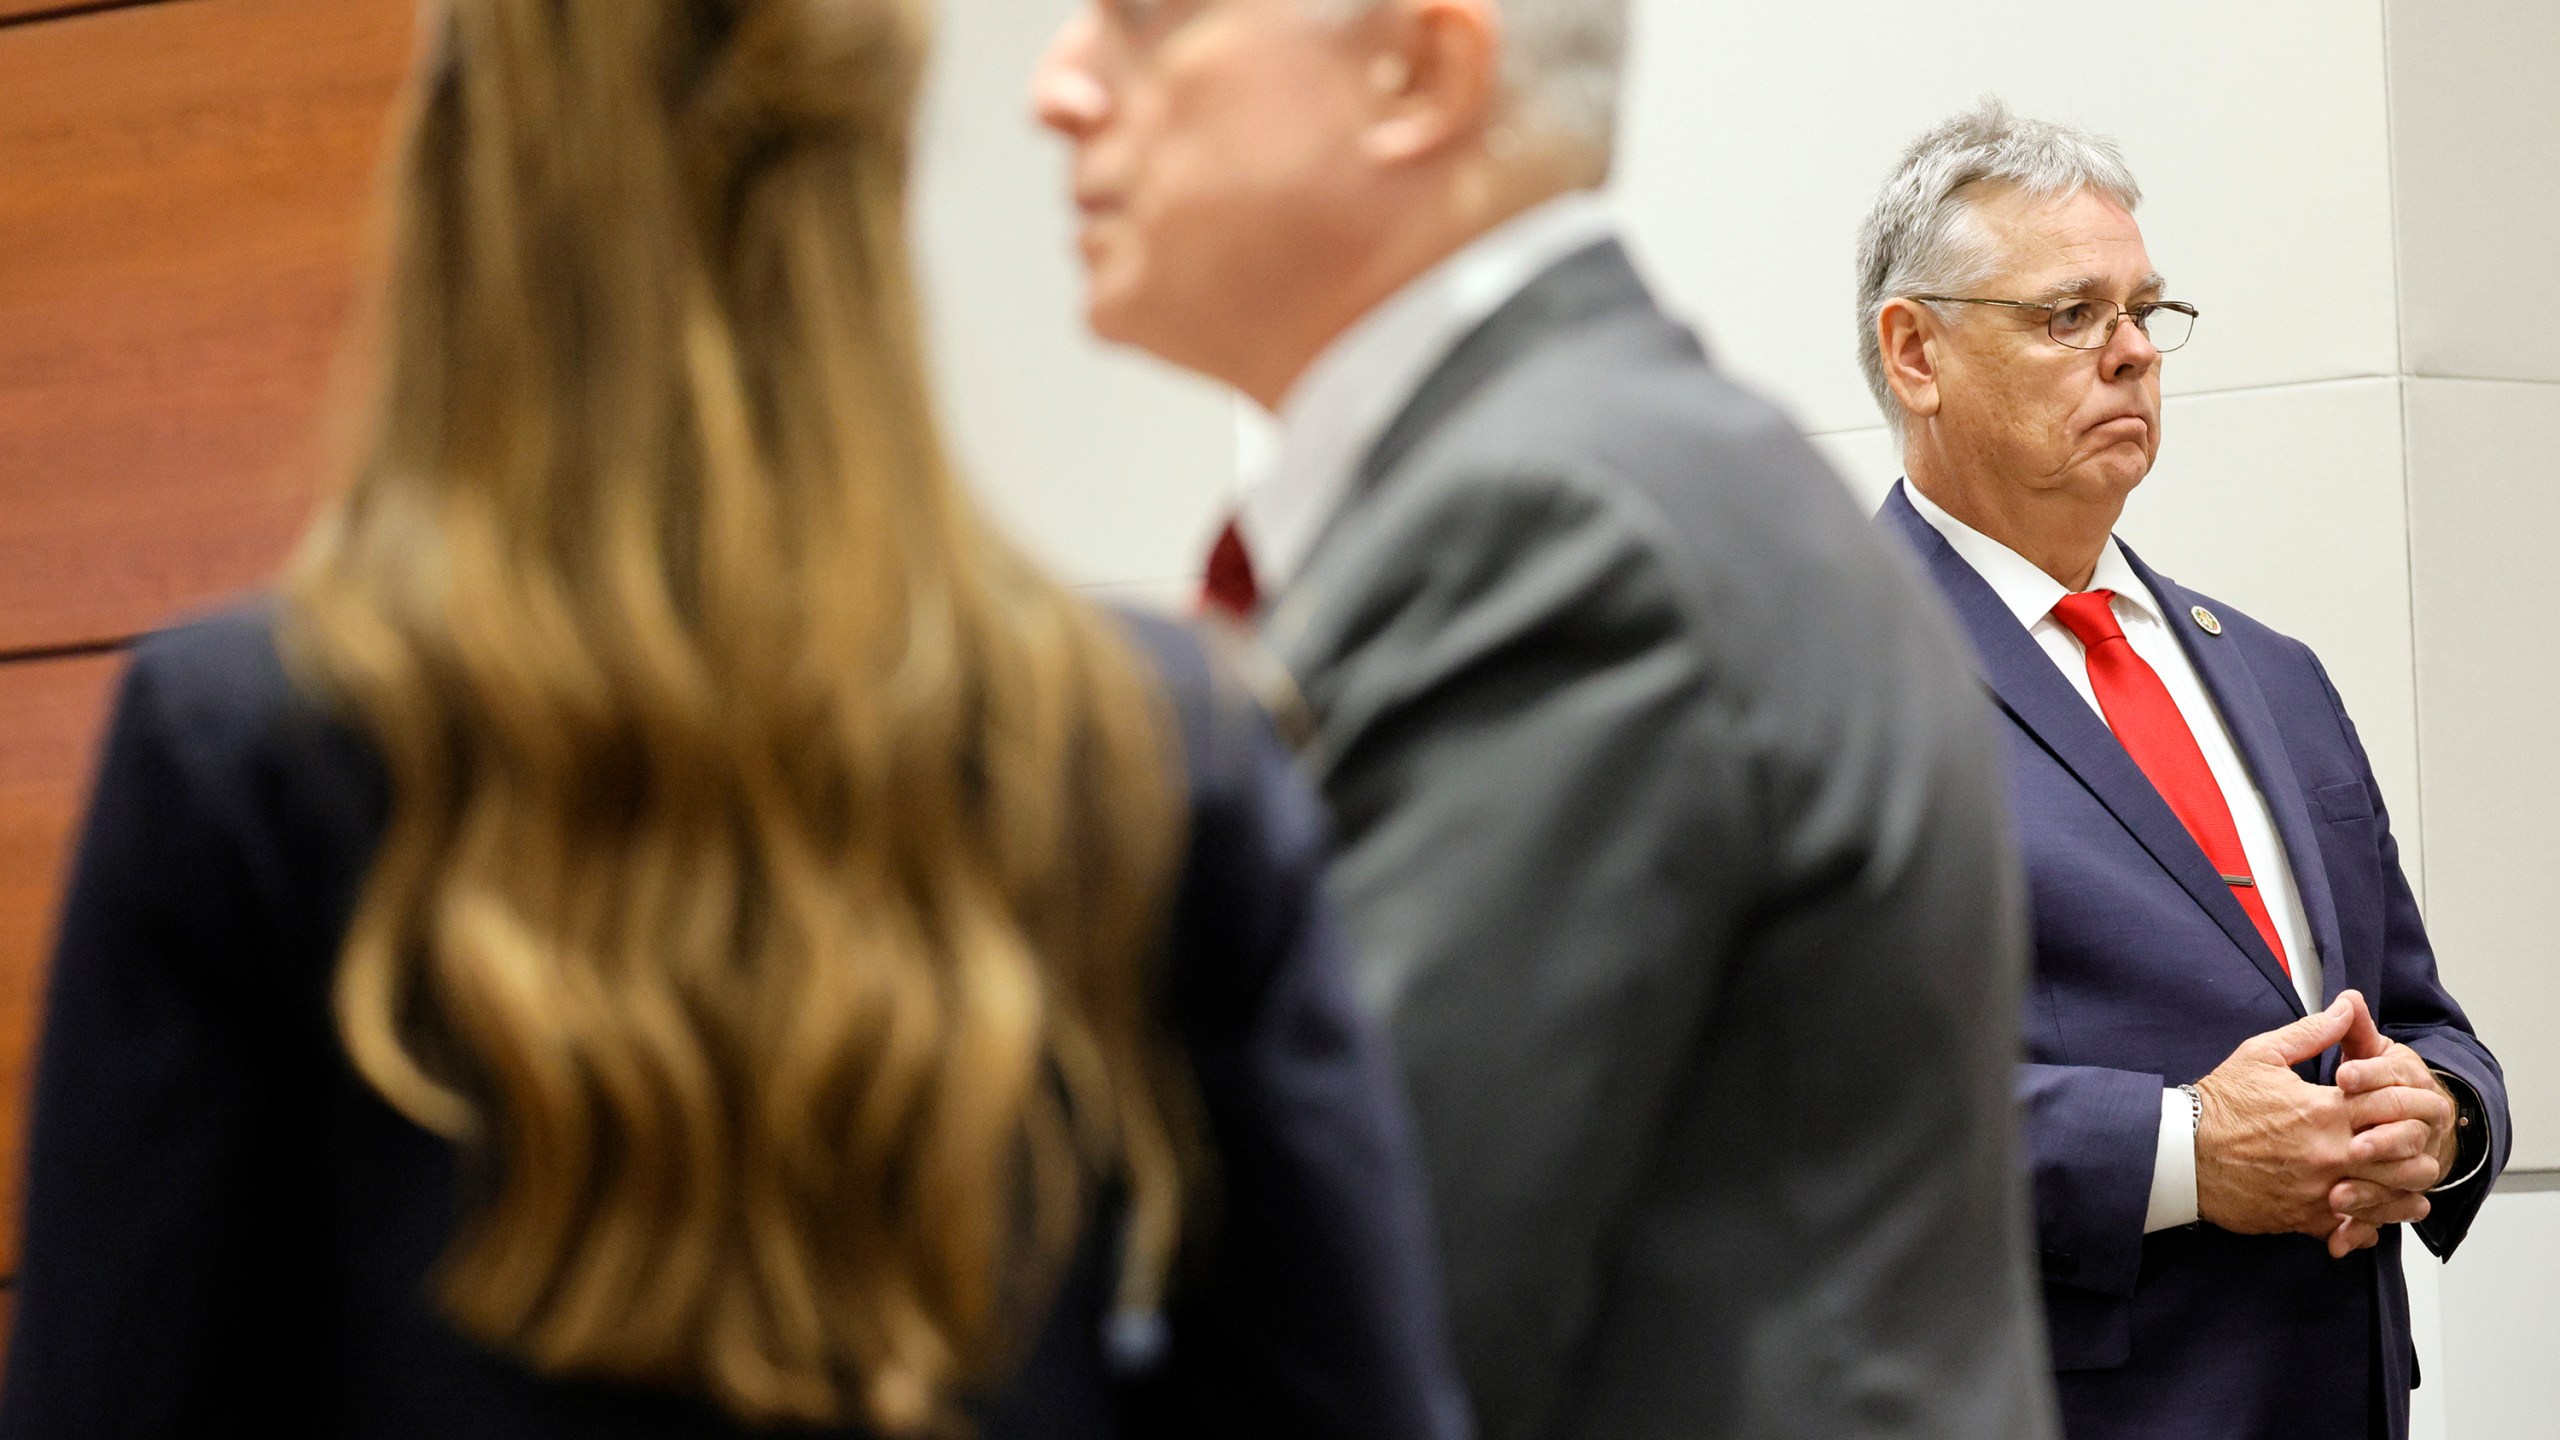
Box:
[2386,1,2560,384]
[1808,425,1899,514]
[2435,1188,2560,1437]
[2405,1236,2446,1440]
[2406,377,2560,1170]
[912,0,1236,591]
[1616,0,2400,438]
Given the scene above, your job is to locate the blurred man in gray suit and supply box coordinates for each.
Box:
[1036,5,2056,1438]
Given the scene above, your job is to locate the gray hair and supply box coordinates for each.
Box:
[1309,0,1630,163]
[1855,98,2144,431]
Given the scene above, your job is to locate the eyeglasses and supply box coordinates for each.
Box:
[1909,295,2200,353]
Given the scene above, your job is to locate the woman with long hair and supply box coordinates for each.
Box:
[0,1,1462,1435]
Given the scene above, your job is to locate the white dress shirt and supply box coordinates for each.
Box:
[1233,191,1619,595]
[1904,481,2323,1233]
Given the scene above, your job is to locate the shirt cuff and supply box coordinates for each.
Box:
[2144,1086,2200,1233]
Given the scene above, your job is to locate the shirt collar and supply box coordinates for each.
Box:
[1900,478,2162,631]
[1237,190,1619,592]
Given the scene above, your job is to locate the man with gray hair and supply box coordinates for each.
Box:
[1867,100,2510,1440]
[1036,7,2055,1439]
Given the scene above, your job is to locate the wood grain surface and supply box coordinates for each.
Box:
[0,650,128,1279]
[0,0,415,655]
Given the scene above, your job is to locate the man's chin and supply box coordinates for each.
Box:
[1082,292,1132,347]
[2074,441,2155,493]
[1080,278,1151,351]
[1082,287,1203,378]
[2049,460,2149,511]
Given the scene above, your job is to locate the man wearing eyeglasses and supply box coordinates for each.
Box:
[1867,102,2509,1440]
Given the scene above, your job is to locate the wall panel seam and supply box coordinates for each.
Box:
[0,0,180,33]
[2393,373,2426,908]
[2365,0,2426,907]
[0,639,130,668]
[2402,374,2560,389]
[2378,0,2412,377]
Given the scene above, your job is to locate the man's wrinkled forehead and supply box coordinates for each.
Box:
[2023,270,2171,306]
[1975,188,2163,299]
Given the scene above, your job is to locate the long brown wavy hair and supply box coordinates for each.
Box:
[282,0,1187,1430]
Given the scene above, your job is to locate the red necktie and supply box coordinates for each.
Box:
[2050,591,2289,974]
[1200,516,1260,621]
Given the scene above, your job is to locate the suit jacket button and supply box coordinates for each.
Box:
[2039,1249,2080,1279]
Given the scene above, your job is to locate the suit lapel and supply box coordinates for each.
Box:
[2123,546,2347,1006]
[1881,487,2305,1016]
[1273,239,1657,653]
[1354,240,1654,497]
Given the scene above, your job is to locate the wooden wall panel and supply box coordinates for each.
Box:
[0,650,127,1280]
[0,0,415,655]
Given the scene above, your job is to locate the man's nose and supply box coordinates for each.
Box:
[1031,12,1112,139]
[2103,312,2162,381]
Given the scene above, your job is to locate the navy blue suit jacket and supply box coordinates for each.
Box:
[0,605,1468,1440]
[1880,485,2509,1440]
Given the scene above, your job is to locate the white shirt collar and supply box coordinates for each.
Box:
[1236,190,1619,593]
[1901,478,2162,632]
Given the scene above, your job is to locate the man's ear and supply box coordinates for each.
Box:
[1357,0,1503,166]
[1878,297,1945,426]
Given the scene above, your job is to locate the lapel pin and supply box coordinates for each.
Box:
[2191,606,2223,636]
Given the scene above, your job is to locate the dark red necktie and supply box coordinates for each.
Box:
[2050,591,2289,974]
[1200,516,1260,622]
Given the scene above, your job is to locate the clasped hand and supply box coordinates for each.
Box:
[2192,990,2460,1259]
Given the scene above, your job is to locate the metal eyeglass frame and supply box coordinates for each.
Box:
[1907,295,2202,352]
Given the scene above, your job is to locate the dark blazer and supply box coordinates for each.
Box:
[1263,241,2058,1440]
[1879,482,2512,1440]
[0,605,1469,1440]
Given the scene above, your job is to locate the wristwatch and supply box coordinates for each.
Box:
[2427,1067,2490,1193]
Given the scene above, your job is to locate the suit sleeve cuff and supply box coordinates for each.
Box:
[2144,1087,2200,1233]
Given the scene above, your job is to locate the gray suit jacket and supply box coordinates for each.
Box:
[1263,241,2058,1440]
